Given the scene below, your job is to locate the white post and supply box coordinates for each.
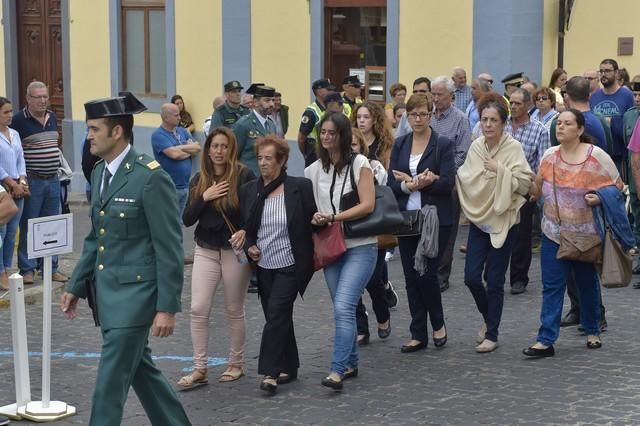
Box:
[41,255,52,407]
[0,273,32,420]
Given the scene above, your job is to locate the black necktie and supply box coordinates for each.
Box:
[101,169,112,201]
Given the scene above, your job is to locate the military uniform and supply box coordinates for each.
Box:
[210,102,249,129]
[66,94,190,426]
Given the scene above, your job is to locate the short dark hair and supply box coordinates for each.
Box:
[477,92,509,123]
[105,115,134,142]
[565,76,590,103]
[412,77,431,91]
[511,87,531,105]
[0,96,11,109]
[601,58,619,71]
[393,102,406,115]
[273,92,282,97]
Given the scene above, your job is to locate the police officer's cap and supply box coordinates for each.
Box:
[343,75,363,87]
[630,82,640,92]
[312,79,331,91]
[84,91,147,119]
[253,86,276,98]
[224,80,244,92]
[501,72,525,86]
[325,92,343,105]
[245,83,266,95]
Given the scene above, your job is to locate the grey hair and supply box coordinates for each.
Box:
[512,87,532,104]
[26,81,47,97]
[473,79,491,92]
[452,66,466,75]
[432,75,456,93]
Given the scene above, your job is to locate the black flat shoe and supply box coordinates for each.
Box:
[357,334,370,346]
[260,377,278,394]
[400,341,427,353]
[321,376,343,391]
[522,345,555,358]
[343,368,358,380]
[433,328,448,348]
[378,320,391,339]
[276,372,297,385]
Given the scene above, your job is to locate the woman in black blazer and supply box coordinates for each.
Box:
[240,135,317,395]
[387,94,455,353]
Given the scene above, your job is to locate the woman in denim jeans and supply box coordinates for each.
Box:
[523,109,622,357]
[305,112,377,391]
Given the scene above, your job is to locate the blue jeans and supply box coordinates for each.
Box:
[398,226,450,342]
[537,235,601,345]
[323,243,377,376]
[18,175,61,274]
[0,197,24,272]
[464,223,517,342]
[176,187,188,220]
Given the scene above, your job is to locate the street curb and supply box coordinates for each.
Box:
[0,281,65,308]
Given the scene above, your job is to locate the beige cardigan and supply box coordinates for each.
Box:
[456,134,534,248]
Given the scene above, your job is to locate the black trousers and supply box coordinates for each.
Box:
[356,249,390,336]
[509,200,535,287]
[438,189,460,283]
[257,265,300,378]
[399,226,450,342]
[565,270,606,321]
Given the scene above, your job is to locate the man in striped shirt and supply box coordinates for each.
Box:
[12,81,68,284]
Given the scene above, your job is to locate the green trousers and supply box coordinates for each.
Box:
[89,326,190,426]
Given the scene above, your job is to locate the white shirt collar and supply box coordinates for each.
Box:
[105,144,131,178]
[253,109,267,128]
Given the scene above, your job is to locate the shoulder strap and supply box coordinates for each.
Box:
[329,163,351,215]
[552,150,562,226]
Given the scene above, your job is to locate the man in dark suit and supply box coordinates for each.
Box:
[61,93,191,426]
[270,92,289,138]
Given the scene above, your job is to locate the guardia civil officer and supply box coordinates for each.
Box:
[231,85,277,175]
[61,92,191,426]
[297,79,331,166]
[210,80,250,129]
[342,74,364,109]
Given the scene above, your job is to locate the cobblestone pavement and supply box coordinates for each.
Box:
[1,205,640,425]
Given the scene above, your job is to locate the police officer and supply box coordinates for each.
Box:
[297,79,331,166]
[342,75,364,109]
[210,80,250,130]
[501,72,525,104]
[232,85,277,175]
[61,92,190,426]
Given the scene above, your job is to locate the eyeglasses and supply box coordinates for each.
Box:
[584,76,598,80]
[535,96,549,102]
[413,89,429,94]
[407,112,431,120]
[28,95,49,101]
[599,69,615,74]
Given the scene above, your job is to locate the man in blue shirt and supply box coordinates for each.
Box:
[151,103,200,217]
[590,58,634,177]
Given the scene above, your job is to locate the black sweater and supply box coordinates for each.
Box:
[182,166,256,249]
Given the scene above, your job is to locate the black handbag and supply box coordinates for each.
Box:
[339,158,404,238]
[394,210,423,237]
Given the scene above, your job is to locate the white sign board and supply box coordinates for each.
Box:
[27,214,73,259]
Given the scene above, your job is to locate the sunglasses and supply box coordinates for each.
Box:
[536,96,549,101]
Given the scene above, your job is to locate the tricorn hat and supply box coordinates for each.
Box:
[84,92,147,119]
[252,85,276,98]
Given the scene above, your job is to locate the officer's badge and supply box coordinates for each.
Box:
[232,81,238,88]
[147,160,160,170]
[248,130,257,138]
[301,116,309,124]
[125,163,131,170]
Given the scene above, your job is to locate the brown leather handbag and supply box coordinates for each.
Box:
[552,150,602,264]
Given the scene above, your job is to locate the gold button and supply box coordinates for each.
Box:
[99,229,105,235]
[99,246,104,252]
[98,264,104,270]
[99,211,104,217]
[137,275,142,281]
[119,212,125,218]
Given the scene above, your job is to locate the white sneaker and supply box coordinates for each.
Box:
[385,252,394,262]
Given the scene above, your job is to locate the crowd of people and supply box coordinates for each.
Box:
[0,58,638,424]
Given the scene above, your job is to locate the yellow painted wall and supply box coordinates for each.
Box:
[541,0,559,85]
[398,0,473,87]
[174,0,221,133]
[563,0,640,79]
[0,1,5,97]
[251,0,310,139]
[68,0,111,121]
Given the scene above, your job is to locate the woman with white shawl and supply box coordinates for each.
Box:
[456,93,533,353]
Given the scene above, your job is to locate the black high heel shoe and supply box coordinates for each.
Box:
[378,319,391,339]
[260,377,278,394]
[433,326,448,348]
[321,376,343,391]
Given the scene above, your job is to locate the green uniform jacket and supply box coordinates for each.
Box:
[210,102,250,129]
[66,148,184,330]
[232,111,275,175]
